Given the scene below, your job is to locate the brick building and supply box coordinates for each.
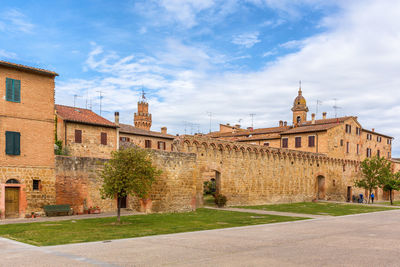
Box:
[55,104,118,159]
[209,87,393,162]
[0,61,58,218]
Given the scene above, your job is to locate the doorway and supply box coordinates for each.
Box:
[347,186,352,202]
[5,187,19,218]
[317,176,325,200]
[118,195,127,208]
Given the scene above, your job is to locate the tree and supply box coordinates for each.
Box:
[354,156,391,204]
[100,147,161,223]
[379,171,400,205]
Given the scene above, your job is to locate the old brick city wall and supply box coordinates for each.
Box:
[55,150,197,214]
[175,136,364,207]
[55,135,365,214]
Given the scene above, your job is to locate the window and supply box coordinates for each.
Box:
[157,141,166,150]
[145,140,151,148]
[346,142,349,153]
[282,138,288,148]
[377,150,380,157]
[356,127,361,135]
[367,148,372,158]
[75,129,82,143]
[345,124,352,134]
[377,136,382,143]
[263,142,270,147]
[357,144,359,155]
[101,132,107,145]
[340,139,344,146]
[366,134,372,140]
[5,78,21,103]
[388,152,391,158]
[296,116,301,124]
[333,180,336,186]
[308,136,315,147]
[387,139,392,145]
[33,180,41,191]
[120,137,130,142]
[5,131,20,155]
[295,137,301,148]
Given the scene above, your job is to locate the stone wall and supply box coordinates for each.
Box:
[55,151,197,214]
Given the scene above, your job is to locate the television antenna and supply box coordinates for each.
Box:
[332,98,342,118]
[206,112,213,133]
[249,114,256,128]
[316,100,322,116]
[73,94,81,108]
[96,90,104,115]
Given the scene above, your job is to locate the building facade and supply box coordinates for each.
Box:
[0,61,58,218]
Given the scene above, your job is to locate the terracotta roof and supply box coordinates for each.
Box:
[300,116,353,126]
[0,60,59,77]
[55,105,117,128]
[237,133,281,142]
[209,126,290,138]
[119,123,175,139]
[281,123,340,135]
[362,128,393,139]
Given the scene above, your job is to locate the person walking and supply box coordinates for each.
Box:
[371,192,375,204]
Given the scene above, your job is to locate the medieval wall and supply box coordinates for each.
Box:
[175,136,364,206]
[55,151,197,214]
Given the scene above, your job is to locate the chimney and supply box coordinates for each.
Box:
[284,121,287,126]
[247,127,253,131]
[279,120,283,127]
[235,124,241,129]
[311,113,316,124]
[322,112,327,120]
[161,127,167,134]
[372,128,375,132]
[114,111,119,125]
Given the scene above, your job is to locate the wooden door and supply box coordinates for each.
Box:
[5,187,19,218]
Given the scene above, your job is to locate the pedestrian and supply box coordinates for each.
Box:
[371,192,375,204]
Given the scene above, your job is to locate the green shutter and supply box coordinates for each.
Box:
[6,78,13,101]
[13,132,20,155]
[5,132,14,155]
[13,79,21,102]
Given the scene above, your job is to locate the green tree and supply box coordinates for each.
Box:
[379,170,400,205]
[100,147,161,223]
[354,156,391,204]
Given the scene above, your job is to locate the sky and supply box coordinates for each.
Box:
[1,0,400,155]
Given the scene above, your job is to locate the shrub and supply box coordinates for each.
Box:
[214,194,227,207]
[203,180,216,195]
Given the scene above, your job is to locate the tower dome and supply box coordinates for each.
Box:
[291,83,309,126]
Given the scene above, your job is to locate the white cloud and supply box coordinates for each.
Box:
[0,49,17,59]
[232,32,261,48]
[0,9,34,33]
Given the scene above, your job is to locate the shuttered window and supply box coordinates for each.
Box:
[5,78,21,103]
[308,136,315,147]
[75,129,82,143]
[157,141,166,150]
[145,140,151,148]
[282,138,288,148]
[295,137,301,148]
[346,142,349,153]
[5,131,20,155]
[101,132,107,145]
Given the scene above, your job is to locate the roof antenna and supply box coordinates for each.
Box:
[333,98,342,118]
[73,94,81,108]
[207,112,213,133]
[96,90,103,116]
[316,100,322,117]
[249,114,256,129]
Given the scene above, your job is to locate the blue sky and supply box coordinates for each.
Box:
[2,0,400,155]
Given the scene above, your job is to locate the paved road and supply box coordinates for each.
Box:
[1,209,400,267]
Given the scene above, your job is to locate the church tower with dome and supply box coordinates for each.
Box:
[291,83,309,126]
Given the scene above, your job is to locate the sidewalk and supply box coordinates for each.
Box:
[317,200,400,208]
[0,210,144,225]
[204,206,328,219]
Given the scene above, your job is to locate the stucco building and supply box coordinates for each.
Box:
[0,61,58,218]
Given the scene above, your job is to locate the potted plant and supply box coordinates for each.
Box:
[89,206,101,214]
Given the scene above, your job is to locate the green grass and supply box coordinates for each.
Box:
[0,208,307,246]
[203,194,215,206]
[234,202,397,216]
[379,201,400,206]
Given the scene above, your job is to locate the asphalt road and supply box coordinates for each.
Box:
[1,209,399,266]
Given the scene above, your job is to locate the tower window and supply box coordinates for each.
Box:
[297,116,301,124]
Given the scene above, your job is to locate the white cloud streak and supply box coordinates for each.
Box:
[232,32,261,48]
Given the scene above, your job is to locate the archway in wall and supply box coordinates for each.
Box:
[202,170,221,206]
[317,175,326,200]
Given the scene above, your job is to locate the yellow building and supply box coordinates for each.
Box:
[210,87,393,162]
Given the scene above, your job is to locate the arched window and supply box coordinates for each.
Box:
[6,179,19,184]
[297,116,301,124]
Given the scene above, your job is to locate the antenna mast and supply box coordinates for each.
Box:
[207,112,213,133]
[96,90,103,115]
[249,114,256,128]
[332,98,342,118]
[73,94,81,108]
[316,100,322,116]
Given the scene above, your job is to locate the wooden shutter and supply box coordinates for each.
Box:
[6,78,13,101]
[5,132,14,155]
[13,80,21,102]
[14,132,20,155]
[308,136,315,147]
[75,130,82,143]
[101,132,107,145]
[295,137,301,148]
[282,138,288,148]
[157,142,160,149]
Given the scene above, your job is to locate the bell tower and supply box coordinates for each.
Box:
[291,82,309,126]
[134,90,152,130]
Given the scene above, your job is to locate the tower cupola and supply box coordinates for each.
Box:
[291,82,309,126]
[134,90,152,130]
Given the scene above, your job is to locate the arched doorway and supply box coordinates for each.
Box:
[5,179,20,218]
[317,175,325,200]
[202,170,221,206]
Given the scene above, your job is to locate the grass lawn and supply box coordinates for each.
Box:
[203,194,215,206]
[0,208,307,246]
[379,201,400,206]
[234,202,397,216]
